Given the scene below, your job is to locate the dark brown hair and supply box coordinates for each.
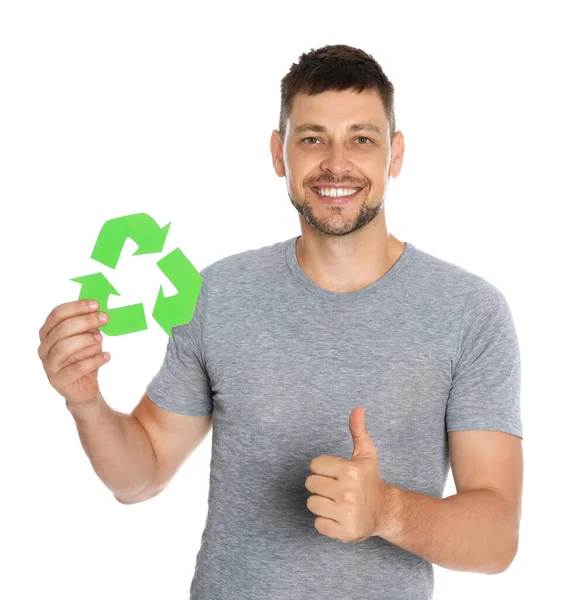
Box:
[278,44,396,141]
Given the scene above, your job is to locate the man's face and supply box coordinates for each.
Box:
[271,88,404,237]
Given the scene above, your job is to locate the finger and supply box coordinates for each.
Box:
[45,334,104,378]
[307,494,338,519]
[39,300,100,343]
[305,474,339,501]
[38,305,107,361]
[66,341,105,368]
[309,455,346,478]
[49,350,110,390]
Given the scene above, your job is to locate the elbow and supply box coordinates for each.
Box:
[499,546,519,574]
[488,538,519,575]
[114,494,137,505]
[113,486,163,505]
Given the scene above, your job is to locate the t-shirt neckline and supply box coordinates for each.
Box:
[284,235,415,302]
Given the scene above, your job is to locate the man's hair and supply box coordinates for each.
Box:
[278,44,396,142]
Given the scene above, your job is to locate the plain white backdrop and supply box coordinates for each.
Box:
[1,1,586,598]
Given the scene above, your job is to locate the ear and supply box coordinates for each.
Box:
[270,130,286,177]
[389,130,405,179]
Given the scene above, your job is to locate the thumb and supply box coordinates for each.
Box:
[350,406,377,460]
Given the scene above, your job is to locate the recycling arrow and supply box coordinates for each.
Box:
[91,212,171,269]
[152,247,203,338]
[70,272,147,336]
[71,212,202,339]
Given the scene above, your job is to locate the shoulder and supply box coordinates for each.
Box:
[198,237,289,293]
[409,243,507,308]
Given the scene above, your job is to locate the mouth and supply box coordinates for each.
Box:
[310,186,363,205]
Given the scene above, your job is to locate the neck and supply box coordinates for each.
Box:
[295,224,406,294]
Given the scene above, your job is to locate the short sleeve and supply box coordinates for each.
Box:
[145,273,213,416]
[445,279,522,439]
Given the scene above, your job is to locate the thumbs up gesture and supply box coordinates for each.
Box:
[305,406,387,543]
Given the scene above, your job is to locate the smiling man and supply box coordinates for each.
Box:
[277,85,409,295]
[57,44,523,600]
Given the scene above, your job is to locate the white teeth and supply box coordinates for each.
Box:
[313,187,360,197]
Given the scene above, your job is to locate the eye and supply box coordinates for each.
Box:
[301,136,374,145]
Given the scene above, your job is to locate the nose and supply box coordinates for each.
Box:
[319,143,354,176]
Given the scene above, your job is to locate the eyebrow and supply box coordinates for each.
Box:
[292,122,383,137]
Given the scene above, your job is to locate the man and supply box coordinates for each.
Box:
[57,44,524,599]
[145,43,523,598]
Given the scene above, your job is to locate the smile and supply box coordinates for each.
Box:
[310,187,363,204]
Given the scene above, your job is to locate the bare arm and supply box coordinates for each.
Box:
[67,390,159,503]
[39,299,211,504]
[374,431,522,574]
[68,390,213,504]
[376,484,516,574]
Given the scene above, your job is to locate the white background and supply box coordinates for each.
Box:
[1,1,586,598]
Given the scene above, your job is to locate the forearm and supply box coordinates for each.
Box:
[375,483,517,574]
[67,391,158,503]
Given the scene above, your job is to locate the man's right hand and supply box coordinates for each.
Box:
[38,300,111,408]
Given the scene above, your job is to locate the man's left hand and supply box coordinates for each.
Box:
[305,406,387,543]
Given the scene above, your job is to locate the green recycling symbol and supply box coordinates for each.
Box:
[70,212,202,339]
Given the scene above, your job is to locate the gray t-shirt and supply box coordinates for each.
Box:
[146,235,522,600]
